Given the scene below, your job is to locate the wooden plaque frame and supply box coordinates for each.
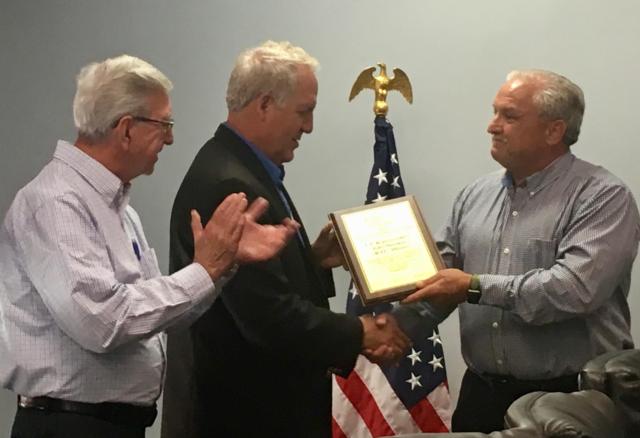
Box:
[329,195,444,305]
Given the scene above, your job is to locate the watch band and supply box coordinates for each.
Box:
[467,274,481,304]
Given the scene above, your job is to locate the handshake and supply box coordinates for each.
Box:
[359,313,411,365]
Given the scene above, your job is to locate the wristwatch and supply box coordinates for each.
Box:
[467,274,481,304]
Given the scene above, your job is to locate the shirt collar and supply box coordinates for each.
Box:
[53,140,131,213]
[502,152,574,195]
[223,122,285,186]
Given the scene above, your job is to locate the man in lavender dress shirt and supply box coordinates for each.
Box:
[0,54,298,438]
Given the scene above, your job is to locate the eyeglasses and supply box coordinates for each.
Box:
[132,116,175,133]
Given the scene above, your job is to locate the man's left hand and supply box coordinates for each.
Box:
[401,269,472,310]
[311,222,345,269]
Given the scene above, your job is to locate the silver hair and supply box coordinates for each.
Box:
[506,69,585,146]
[73,54,173,139]
[226,40,319,112]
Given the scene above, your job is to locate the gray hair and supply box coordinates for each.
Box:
[73,54,173,139]
[507,69,585,146]
[226,40,318,111]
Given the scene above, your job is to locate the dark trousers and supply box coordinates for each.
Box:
[452,368,579,433]
[11,407,145,438]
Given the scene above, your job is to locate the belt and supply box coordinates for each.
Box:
[478,371,579,393]
[17,395,157,428]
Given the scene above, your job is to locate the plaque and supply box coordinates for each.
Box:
[329,195,444,305]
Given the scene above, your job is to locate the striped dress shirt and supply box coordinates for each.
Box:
[0,140,219,405]
[396,152,639,379]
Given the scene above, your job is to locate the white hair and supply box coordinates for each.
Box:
[507,69,585,146]
[226,40,318,112]
[73,54,173,139]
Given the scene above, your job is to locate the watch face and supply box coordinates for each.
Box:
[467,289,481,304]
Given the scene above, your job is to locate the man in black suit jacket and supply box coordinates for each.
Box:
[162,41,411,438]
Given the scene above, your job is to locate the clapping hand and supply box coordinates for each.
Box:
[191,193,248,280]
[192,194,300,280]
[237,197,299,263]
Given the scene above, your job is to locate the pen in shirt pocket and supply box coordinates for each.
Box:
[131,240,141,260]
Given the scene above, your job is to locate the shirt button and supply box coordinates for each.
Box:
[503,248,510,255]
[529,192,535,196]
[512,211,518,217]
[492,322,499,329]
[497,359,504,365]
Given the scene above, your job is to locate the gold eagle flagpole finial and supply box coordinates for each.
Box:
[349,63,413,116]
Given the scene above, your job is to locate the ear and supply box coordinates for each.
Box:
[256,94,274,120]
[112,115,134,150]
[546,119,567,146]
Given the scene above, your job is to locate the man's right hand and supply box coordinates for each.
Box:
[401,268,471,312]
[192,194,300,280]
[191,193,248,281]
[360,313,411,365]
[237,197,299,264]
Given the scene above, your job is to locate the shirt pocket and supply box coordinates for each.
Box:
[140,247,162,279]
[525,238,557,269]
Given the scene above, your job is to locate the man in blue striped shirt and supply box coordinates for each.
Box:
[397,69,640,433]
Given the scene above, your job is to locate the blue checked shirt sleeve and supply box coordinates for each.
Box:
[16,193,218,353]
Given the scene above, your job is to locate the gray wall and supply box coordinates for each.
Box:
[2,1,640,436]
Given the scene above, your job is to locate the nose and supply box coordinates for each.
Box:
[302,113,313,134]
[487,114,501,135]
[165,129,174,145]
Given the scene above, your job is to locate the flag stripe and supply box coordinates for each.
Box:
[409,398,448,432]
[333,375,374,438]
[426,383,453,431]
[335,371,394,437]
[353,356,421,434]
[332,416,348,438]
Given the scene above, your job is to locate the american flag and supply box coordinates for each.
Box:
[332,116,452,437]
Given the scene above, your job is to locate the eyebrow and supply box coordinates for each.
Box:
[494,104,520,113]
